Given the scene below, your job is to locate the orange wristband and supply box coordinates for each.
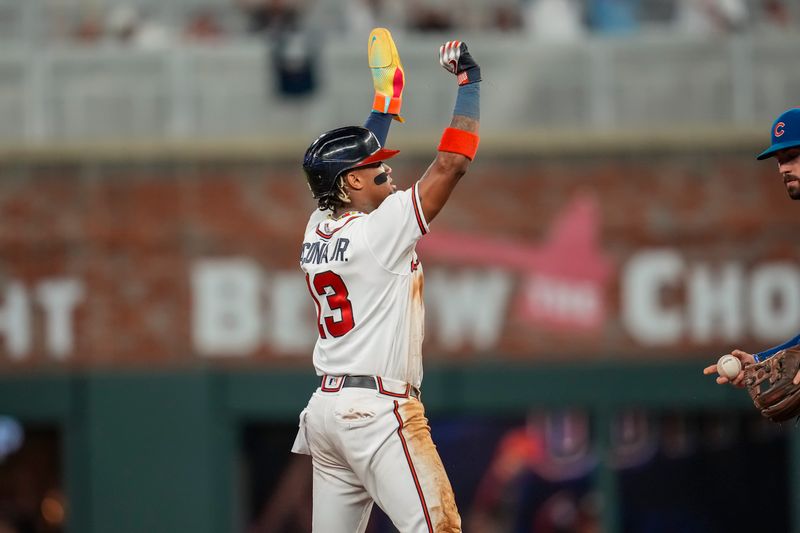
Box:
[438,127,479,160]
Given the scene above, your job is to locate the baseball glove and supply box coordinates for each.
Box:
[744,345,800,422]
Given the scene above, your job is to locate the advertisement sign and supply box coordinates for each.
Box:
[0,156,796,367]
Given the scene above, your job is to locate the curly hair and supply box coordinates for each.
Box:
[317,175,351,211]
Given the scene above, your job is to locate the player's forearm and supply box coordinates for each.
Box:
[450,113,478,133]
[364,112,393,147]
[430,80,480,180]
[439,49,480,161]
[417,128,477,223]
[754,333,800,362]
[451,79,479,126]
[432,114,478,177]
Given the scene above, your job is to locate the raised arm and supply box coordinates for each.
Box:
[417,41,481,223]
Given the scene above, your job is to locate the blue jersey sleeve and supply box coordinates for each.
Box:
[363,112,393,147]
[754,333,800,362]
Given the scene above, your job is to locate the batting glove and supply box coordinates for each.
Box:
[369,27,405,122]
[439,41,481,86]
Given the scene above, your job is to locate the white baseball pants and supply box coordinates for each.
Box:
[292,379,461,533]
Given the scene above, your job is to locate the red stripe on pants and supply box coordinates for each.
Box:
[393,400,433,532]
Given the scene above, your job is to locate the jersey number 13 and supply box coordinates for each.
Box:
[306,271,355,338]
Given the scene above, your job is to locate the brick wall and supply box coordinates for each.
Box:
[0,150,796,369]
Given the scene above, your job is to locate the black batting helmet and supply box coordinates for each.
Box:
[302,126,399,199]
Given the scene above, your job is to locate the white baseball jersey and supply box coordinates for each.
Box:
[300,183,429,388]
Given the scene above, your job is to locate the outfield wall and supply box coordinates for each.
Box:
[0,140,796,371]
[1,141,799,533]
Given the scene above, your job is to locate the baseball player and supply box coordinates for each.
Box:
[291,28,481,533]
[703,107,800,386]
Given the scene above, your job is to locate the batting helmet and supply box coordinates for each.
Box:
[302,126,399,199]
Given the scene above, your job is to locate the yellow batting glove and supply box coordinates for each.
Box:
[369,28,405,122]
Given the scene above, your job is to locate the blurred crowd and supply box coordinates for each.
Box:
[23,0,798,49]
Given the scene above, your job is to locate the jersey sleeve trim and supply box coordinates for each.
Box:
[412,182,429,235]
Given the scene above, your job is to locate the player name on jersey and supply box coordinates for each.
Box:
[300,238,351,265]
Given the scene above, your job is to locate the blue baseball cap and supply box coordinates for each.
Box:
[757,107,800,160]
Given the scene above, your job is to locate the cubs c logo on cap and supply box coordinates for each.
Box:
[757,108,800,160]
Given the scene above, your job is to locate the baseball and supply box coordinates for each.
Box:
[717,354,742,380]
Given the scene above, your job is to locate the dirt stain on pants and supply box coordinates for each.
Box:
[399,399,461,533]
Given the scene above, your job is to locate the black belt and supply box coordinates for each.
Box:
[337,375,421,399]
